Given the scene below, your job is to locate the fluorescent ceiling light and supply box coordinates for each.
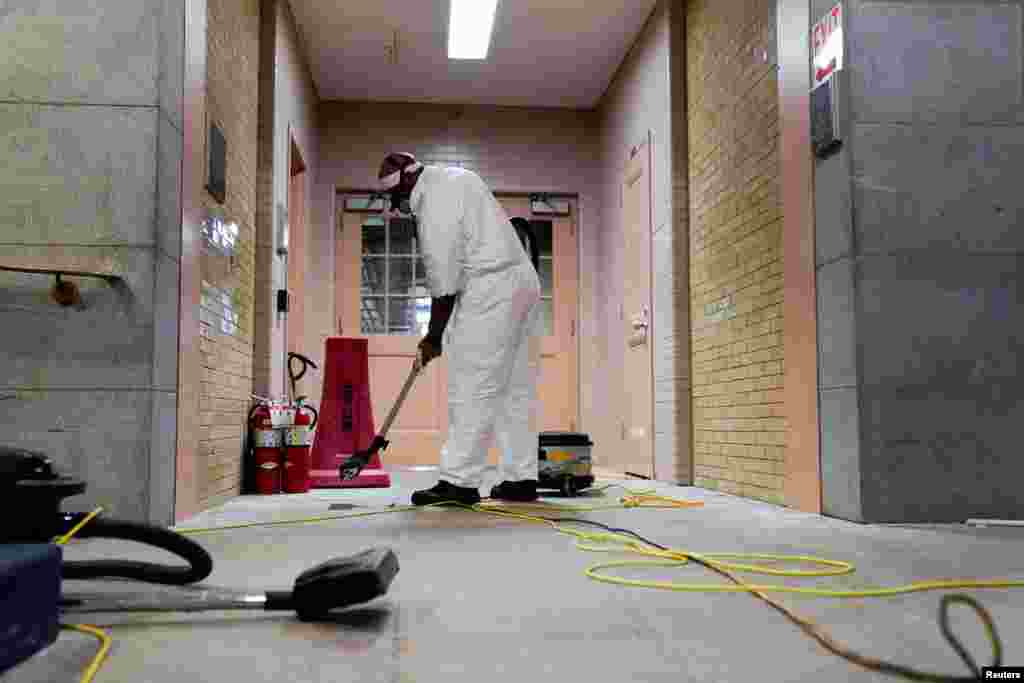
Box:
[448,0,499,60]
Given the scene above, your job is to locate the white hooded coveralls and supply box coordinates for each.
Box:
[410,165,542,488]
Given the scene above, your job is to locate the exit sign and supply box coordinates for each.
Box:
[811,3,843,89]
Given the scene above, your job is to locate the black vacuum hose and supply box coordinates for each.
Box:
[59,514,214,585]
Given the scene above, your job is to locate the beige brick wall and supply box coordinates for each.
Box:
[199,0,260,509]
[685,0,785,503]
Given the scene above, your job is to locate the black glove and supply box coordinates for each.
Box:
[417,295,456,367]
[418,335,442,367]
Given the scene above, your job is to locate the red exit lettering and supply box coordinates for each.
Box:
[812,3,842,56]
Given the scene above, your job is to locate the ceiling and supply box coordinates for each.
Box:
[288,0,659,109]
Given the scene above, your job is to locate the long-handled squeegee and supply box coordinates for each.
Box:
[340,357,423,481]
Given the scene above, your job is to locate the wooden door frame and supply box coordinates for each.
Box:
[176,0,207,522]
[779,0,822,513]
[613,131,656,477]
[286,133,307,368]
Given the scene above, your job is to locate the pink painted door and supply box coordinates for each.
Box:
[613,137,656,479]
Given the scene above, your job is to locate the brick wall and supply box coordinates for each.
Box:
[199,0,260,508]
[685,0,785,503]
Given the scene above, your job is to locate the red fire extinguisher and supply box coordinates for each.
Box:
[249,400,283,494]
[283,398,318,494]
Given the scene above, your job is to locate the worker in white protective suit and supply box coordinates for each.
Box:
[377,152,542,505]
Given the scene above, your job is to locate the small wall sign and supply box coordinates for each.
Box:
[705,295,737,324]
[811,3,844,89]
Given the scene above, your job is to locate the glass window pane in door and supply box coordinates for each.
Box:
[390,217,417,255]
[346,196,387,212]
[388,298,418,335]
[413,257,428,294]
[540,298,553,337]
[361,297,386,334]
[388,257,415,295]
[362,216,386,254]
[538,257,553,297]
[361,257,386,296]
[532,220,553,257]
[414,297,430,335]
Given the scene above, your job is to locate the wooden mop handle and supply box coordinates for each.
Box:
[377,358,422,438]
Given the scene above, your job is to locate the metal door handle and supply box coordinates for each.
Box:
[630,305,650,328]
[628,305,649,347]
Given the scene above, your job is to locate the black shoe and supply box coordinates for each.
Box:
[489,479,539,502]
[411,480,481,506]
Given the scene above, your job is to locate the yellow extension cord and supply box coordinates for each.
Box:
[54,506,113,683]
[53,485,1024,681]
[58,624,112,683]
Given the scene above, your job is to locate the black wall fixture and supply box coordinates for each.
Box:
[207,123,227,204]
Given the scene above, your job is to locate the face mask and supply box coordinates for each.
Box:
[387,189,412,216]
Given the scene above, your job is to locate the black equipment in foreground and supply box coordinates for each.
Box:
[59,546,400,622]
[1,446,400,624]
[1,445,213,584]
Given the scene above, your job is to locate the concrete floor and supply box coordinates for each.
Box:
[8,466,1024,682]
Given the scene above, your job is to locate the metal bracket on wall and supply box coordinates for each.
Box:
[811,72,844,159]
[529,193,572,216]
[0,266,126,310]
[0,265,122,285]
